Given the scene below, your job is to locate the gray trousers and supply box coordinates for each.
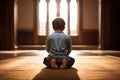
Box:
[43,57,75,68]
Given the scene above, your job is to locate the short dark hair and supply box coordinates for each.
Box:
[52,17,65,30]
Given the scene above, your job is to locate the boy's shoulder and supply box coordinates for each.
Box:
[49,32,67,37]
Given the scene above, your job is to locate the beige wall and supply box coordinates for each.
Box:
[18,0,34,29]
[17,0,98,30]
[83,0,98,30]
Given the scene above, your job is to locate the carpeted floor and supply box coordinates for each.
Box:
[0,50,120,80]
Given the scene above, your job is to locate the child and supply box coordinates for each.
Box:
[43,17,75,69]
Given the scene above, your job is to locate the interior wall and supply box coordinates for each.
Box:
[1,0,120,50]
[100,0,120,50]
[110,0,120,50]
[82,0,98,45]
[17,0,34,45]
[17,0,98,45]
[83,0,98,30]
[0,0,15,50]
[18,0,34,30]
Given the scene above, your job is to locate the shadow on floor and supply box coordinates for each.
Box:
[0,52,38,60]
[32,67,81,80]
[0,54,16,60]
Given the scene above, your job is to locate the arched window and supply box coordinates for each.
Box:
[39,0,78,36]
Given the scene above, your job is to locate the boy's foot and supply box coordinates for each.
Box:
[50,59,58,69]
[60,59,67,69]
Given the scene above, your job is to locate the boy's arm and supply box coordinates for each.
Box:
[67,37,72,55]
[46,37,50,53]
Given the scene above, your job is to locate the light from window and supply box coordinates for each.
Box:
[70,0,77,35]
[49,0,56,34]
[60,0,67,34]
[39,0,47,35]
[39,0,78,36]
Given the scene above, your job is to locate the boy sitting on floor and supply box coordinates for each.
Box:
[43,17,75,69]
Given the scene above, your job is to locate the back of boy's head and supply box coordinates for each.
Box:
[52,17,65,31]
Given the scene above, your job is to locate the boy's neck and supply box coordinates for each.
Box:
[55,30,63,32]
[55,29,63,31]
